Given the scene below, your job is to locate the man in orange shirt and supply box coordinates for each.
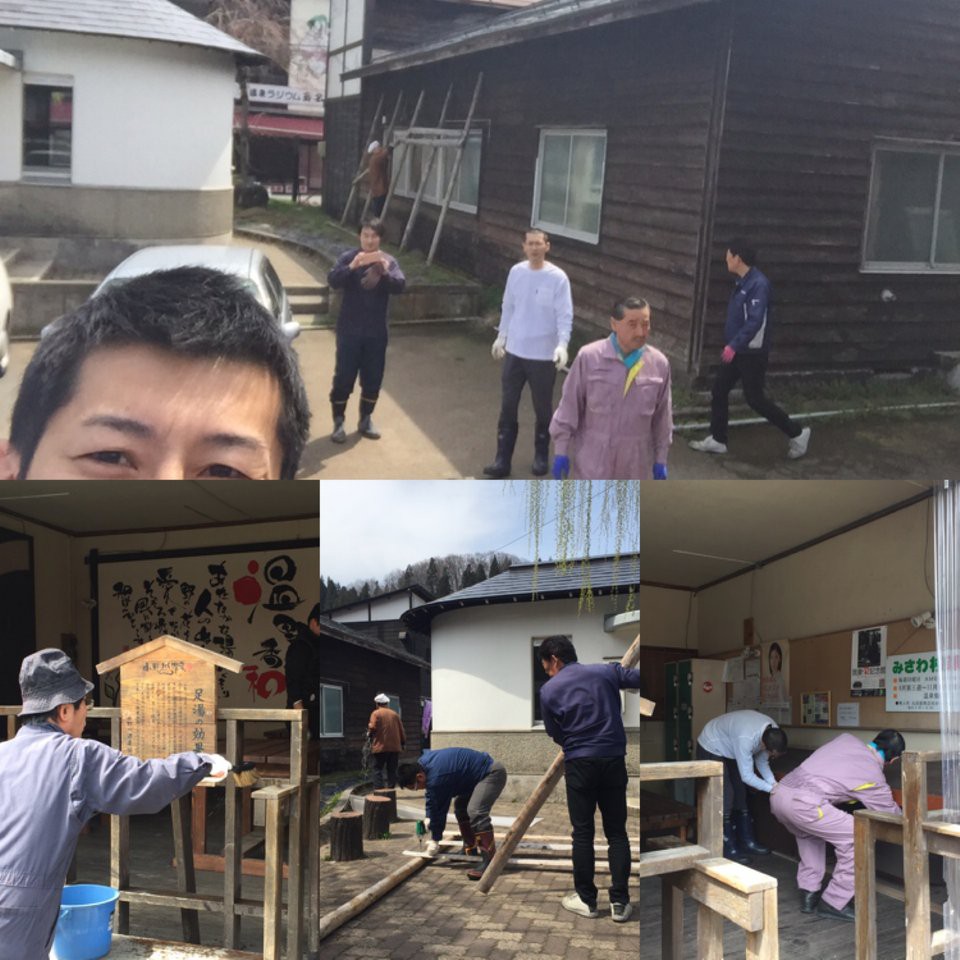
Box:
[368,692,406,788]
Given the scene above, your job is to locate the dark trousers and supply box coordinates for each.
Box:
[370,194,386,217]
[564,756,632,908]
[696,743,747,816]
[372,752,399,788]
[330,334,388,409]
[709,352,801,444]
[499,353,556,434]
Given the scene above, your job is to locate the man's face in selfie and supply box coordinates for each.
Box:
[2,344,285,479]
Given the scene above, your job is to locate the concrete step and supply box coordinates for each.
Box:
[6,254,55,280]
[285,283,327,296]
[296,313,332,329]
[289,292,328,315]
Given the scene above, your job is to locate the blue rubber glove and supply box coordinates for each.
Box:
[552,455,570,480]
[653,463,668,480]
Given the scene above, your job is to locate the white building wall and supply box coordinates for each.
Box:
[0,29,235,190]
[330,593,426,622]
[431,597,640,733]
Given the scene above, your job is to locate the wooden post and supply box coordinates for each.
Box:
[317,857,429,942]
[363,795,392,839]
[109,712,130,934]
[306,777,322,959]
[697,900,724,960]
[745,886,779,960]
[373,788,399,822]
[902,752,931,960]
[697,764,723,857]
[331,812,365,861]
[170,793,200,944]
[478,633,641,894]
[286,713,308,960]
[223,717,244,949]
[854,811,878,960]
[661,876,684,960]
[380,90,425,224]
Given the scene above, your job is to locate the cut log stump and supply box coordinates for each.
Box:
[363,795,392,840]
[373,788,398,822]
[330,812,364,862]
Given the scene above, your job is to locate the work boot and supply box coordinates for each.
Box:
[456,817,478,856]
[799,888,821,914]
[483,424,518,478]
[358,416,381,440]
[331,416,347,444]
[466,830,495,881]
[734,809,769,855]
[723,816,751,864]
[531,429,550,476]
[817,899,855,922]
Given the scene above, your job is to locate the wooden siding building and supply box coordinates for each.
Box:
[338,0,960,376]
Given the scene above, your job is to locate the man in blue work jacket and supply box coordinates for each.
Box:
[0,649,230,960]
[689,239,810,460]
[539,635,641,923]
[397,746,507,881]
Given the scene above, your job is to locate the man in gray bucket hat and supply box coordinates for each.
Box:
[0,649,230,960]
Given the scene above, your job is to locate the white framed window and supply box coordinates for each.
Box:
[318,683,344,737]
[532,128,606,244]
[862,139,960,273]
[22,79,73,181]
[394,129,481,214]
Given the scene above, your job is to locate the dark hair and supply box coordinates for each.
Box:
[762,726,788,754]
[611,297,650,320]
[873,729,906,762]
[728,238,757,267]
[23,695,85,726]
[768,642,783,671]
[9,267,310,479]
[539,635,578,665]
[360,218,385,238]
[524,228,549,243]
[308,603,321,624]
[396,761,424,789]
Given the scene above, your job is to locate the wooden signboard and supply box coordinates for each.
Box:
[97,635,243,760]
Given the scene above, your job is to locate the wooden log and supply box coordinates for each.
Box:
[330,813,364,862]
[317,857,429,943]
[363,796,392,840]
[373,788,399,822]
[477,633,641,894]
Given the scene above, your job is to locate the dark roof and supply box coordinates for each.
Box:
[0,0,264,62]
[402,554,639,627]
[346,0,709,78]
[322,583,435,616]
[317,615,431,669]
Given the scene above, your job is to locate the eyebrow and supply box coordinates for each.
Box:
[81,416,269,452]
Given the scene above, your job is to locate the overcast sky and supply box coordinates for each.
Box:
[319,481,639,585]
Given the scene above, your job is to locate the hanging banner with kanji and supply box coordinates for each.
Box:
[886,652,940,712]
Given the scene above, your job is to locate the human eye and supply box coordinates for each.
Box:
[201,463,253,480]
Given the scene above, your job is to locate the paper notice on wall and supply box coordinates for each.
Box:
[723,655,744,683]
[760,639,790,707]
[886,652,940,712]
[837,702,860,727]
[728,677,761,712]
[851,625,887,697]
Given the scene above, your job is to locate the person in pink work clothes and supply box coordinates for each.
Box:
[770,729,905,922]
[549,297,672,480]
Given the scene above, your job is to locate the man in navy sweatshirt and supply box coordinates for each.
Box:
[539,635,640,923]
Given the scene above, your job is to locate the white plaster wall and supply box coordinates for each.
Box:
[640,584,697,649]
[695,500,933,656]
[0,28,235,189]
[330,593,425,622]
[431,597,640,733]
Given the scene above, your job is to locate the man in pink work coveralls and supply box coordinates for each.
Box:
[770,729,904,922]
[549,297,672,480]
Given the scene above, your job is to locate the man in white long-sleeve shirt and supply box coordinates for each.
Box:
[696,709,787,863]
[483,229,573,478]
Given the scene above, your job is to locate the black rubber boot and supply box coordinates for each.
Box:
[483,423,518,478]
[800,889,821,914]
[331,416,347,443]
[723,816,751,864]
[358,416,381,439]
[816,900,855,922]
[531,429,550,476]
[734,809,770,855]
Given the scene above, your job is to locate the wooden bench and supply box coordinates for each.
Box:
[640,789,696,844]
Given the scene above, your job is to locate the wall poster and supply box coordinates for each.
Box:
[851,624,887,697]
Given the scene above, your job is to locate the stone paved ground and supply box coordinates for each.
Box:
[71,797,639,959]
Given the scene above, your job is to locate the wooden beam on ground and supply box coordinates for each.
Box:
[477,633,641,894]
[317,856,429,942]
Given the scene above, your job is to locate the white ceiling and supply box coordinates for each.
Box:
[0,481,318,536]
[641,480,933,590]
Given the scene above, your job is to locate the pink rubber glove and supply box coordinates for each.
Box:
[721,345,736,364]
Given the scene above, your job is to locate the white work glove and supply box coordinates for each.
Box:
[553,343,569,370]
[197,752,232,786]
[425,839,441,857]
[491,335,507,361]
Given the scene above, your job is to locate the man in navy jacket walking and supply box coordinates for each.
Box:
[539,636,641,923]
[689,239,810,460]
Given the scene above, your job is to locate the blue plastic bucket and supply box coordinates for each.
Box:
[52,884,120,960]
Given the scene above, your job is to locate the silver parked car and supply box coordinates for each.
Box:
[86,245,299,339]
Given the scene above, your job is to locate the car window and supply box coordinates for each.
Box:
[260,262,284,320]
